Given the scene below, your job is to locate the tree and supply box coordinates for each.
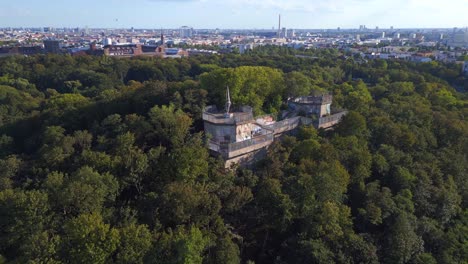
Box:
[315,201,352,241]
[255,178,293,232]
[342,81,372,112]
[62,80,82,93]
[125,63,164,83]
[148,104,192,148]
[0,189,51,261]
[296,125,318,141]
[62,212,119,264]
[72,130,93,152]
[115,224,152,264]
[47,166,118,216]
[298,160,350,203]
[389,82,415,95]
[293,238,334,264]
[0,85,41,126]
[439,210,468,263]
[335,111,368,138]
[200,66,285,114]
[158,181,221,227]
[359,181,396,226]
[166,134,210,183]
[0,156,21,190]
[149,226,210,264]
[206,235,241,264]
[113,132,149,194]
[45,93,89,111]
[17,231,62,264]
[414,253,437,264]
[289,139,321,163]
[0,135,14,157]
[385,212,423,264]
[332,135,372,186]
[284,71,312,97]
[99,114,127,138]
[38,111,86,152]
[435,176,461,226]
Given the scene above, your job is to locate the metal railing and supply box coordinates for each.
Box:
[228,133,274,152]
[233,112,255,123]
[255,114,277,121]
[202,112,254,124]
[202,112,236,124]
[317,111,348,125]
[208,132,274,157]
[266,116,301,133]
[291,95,333,105]
[202,106,254,125]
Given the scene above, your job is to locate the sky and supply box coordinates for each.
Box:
[0,0,467,29]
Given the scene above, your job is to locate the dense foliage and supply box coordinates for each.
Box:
[0,48,466,264]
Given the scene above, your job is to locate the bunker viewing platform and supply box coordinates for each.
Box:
[289,94,333,105]
[202,105,254,125]
[202,91,347,167]
[264,116,302,135]
[315,111,348,129]
[203,105,276,160]
[208,132,274,159]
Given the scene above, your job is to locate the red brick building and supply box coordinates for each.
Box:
[103,44,142,57]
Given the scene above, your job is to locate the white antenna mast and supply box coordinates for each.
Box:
[225,86,232,116]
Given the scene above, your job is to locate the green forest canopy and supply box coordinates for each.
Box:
[0,48,466,263]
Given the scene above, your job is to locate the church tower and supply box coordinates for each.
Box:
[160,29,165,45]
[156,29,167,55]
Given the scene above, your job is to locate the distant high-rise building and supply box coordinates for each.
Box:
[291,29,296,38]
[43,39,61,53]
[381,32,386,38]
[281,27,287,38]
[278,14,281,38]
[103,38,113,46]
[239,43,255,54]
[160,31,165,45]
[179,26,193,38]
[448,28,468,48]
[463,61,468,76]
[394,33,401,39]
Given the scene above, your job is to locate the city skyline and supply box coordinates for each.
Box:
[1,0,467,29]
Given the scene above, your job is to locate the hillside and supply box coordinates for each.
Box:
[0,49,466,263]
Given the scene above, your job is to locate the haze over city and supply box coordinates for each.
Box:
[1,0,467,29]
